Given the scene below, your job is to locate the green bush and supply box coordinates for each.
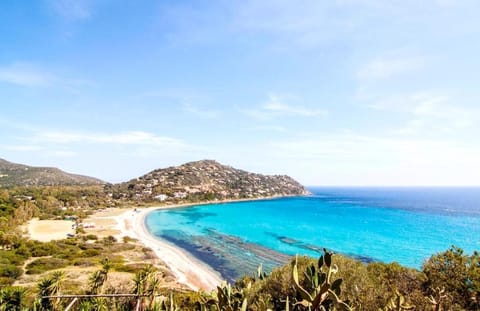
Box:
[104,243,136,253]
[72,258,96,267]
[85,234,98,240]
[241,254,428,310]
[0,264,22,279]
[25,257,68,274]
[112,263,147,273]
[81,248,101,257]
[423,246,480,309]
[0,276,16,286]
[122,236,137,243]
[102,235,117,245]
[27,240,60,257]
[0,251,25,266]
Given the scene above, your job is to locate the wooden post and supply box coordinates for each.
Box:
[135,297,141,311]
[64,297,78,311]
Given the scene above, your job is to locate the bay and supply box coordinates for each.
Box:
[145,187,480,282]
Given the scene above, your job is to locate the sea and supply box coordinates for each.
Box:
[145,187,480,282]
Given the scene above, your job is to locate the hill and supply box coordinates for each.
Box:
[110,160,309,202]
[0,158,104,187]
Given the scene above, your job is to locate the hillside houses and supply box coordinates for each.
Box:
[114,160,309,202]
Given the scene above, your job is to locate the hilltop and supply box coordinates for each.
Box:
[110,160,309,202]
[0,158,104,187]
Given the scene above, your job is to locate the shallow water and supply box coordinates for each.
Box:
[145,187,480,282]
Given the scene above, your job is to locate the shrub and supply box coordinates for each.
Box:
[81,248,101,257]
[0,251,25,266]
[112,263,147,273]
[0,276,15,286]
[0,264,22,279]
[105,243,136,253]
[85,234,98,240]
[25,258,68,274]
[27,241,59,257]
[423,246,480,309]
[122,236,137,243]
[102,235,117,245]
[72,258,96,267]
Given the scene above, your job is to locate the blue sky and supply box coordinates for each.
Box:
[1,0,479,186]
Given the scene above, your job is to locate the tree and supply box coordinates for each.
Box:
[423,246,480,309]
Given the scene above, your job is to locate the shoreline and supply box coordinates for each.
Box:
[115,195,299,291]
[115,205,223,291]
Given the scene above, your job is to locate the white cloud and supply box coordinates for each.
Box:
[1,145,42,152]
[245,94,327,119]
[33,130,186,147]
[46,150,78,158]
[266,133,480,185]
[357,56,424,80]
[182,103,219,118]
[0,62,94,91]
[49,0,92,20]
[249,125,287,132]
[369,92,479,135]
[0,63,55,87]
[230,0,470,48]
[229,0,363,48]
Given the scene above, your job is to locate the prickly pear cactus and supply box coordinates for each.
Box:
[198,282,248,311]
[291,249,352,310]
[381,290,415,311]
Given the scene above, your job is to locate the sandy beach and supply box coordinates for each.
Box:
[106,197,286,291]
[113,205,224,291]
[26,198,279,291]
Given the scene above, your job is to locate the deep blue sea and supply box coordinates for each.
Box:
[145,187,480,282]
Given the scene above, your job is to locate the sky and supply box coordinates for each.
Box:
[1,0,480,186]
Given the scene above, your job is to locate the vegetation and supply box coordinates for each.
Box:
[0,158,103,187]
[112,159,309,203]
[0,246,478,310]
[0,178,479,310]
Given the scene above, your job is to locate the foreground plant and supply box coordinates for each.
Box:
[0,286,27,311]
[198,282,248,311]
[381,290,414,311]
[291,249,352,310]
[37,271,65,311]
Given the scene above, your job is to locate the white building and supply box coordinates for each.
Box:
[154,194,168,201]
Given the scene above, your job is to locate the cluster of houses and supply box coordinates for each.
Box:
[115,160,308,202]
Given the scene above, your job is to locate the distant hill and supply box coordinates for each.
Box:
[110,159,309,202]
[0,158,104,187]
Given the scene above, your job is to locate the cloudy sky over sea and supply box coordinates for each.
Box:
[1,0,479,185]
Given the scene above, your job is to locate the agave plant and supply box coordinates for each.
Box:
[0,286,27,311]
[154,292,180,311]
[37,271,65,311]
[88,258,111,295]
[133,265,161,310]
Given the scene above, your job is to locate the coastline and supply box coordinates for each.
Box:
[113,195,299,291]
[114,205,223,291]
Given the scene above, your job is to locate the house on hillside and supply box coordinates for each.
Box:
[154,194,168,201]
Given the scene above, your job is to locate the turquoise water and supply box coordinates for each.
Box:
[145,187,480,282]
